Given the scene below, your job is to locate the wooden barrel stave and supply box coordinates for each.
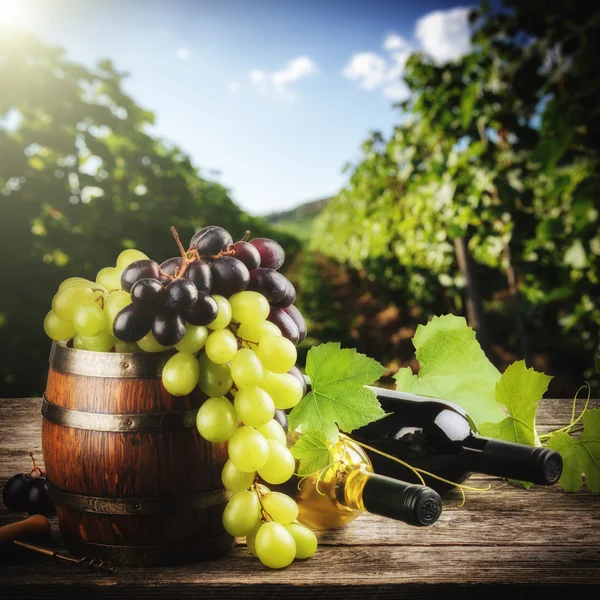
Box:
[42,342,232,566]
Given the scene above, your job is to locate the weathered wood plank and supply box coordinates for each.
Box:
[1,396,600,597]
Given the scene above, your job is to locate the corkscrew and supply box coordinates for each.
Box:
[13,539,114,573]
[0,515,113,574]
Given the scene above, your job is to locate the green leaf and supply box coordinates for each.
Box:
[291,430,333,476]
[547,409,600,493]
[479,361,552,446]
[393,315,504,425]
[288,342,388,440]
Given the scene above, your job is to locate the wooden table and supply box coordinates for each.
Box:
[1,398,599,598]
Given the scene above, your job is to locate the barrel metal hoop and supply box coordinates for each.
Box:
[49,341,174,378]
[48,482,232,515]
[42,396,198,432]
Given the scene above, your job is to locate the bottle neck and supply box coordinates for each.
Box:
[462,435,563,485]
[337,467,442,526]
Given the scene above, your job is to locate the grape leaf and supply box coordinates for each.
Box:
[291,430,332,476]
[479,361,552,446]
[547,409,600,492]
[288,342,388,440]
[393,315,504,425]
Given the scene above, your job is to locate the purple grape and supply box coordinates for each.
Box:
[250,238,285,270]
[231,241,261,270]
[152,309,186,346]
[27,477,54,516]
[282,305,307,344]
[247,268,287,303]
[267,308,300,345]
[210,256,250,296]
[167,278,198,312]
[288,366,307,396]
[270,276,296,308]
[185,260,212,293]
[159,257,183,282]
[113,304,153,342]
[191,226,233,256]
[2,473,31,512]
[274,409,288,433]
[131,278,167,311]
[183,292,219,326]
[121,259,161,292]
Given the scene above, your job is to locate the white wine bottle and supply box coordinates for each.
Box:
[284,437,442,530]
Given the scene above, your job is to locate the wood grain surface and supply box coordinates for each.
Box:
[1,397,599,599]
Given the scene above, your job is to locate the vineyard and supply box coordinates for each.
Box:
[1,0,599,397]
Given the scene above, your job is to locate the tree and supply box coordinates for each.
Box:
[313,0,600,391]
[0,27,299,397]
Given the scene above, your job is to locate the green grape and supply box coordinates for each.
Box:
[162,352,200,396]
[205,329,238,364]
[237,321,281,348]
[198,352,233,396]
[137,331,172,353]
[228,426,269,472]
[196,396,238,443]
[52,285,100,321]
[285,523,317,559]
[256,336,297,374]
[43,310,77,341]
[116,248,148,269]
[255,521,296,569]
[228,291,270,326]
[104,291,132,333]
[80,330,115,352]
[262,492,298,525]
[246,522,262,556]
[234,386,275,428]
[114,340,139,352]
[73,301,106,336]
[260,372,304,409]
[257,419,287,446]
[222,490,262,537]
[221,459,255,493]
[208,295,232,330]
[258,440,295,485]
[230,348,265,389]
[58,277,91,290]
[175,324,209,353]
[72,334,86,350]
[96,266,123,290]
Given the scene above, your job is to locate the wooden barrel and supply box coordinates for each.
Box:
[41,342,233,567]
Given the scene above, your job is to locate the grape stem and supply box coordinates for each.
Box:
[241,230,251,242]
[29,451,45,478]
[252,480,273,522]
[171,226,192,277]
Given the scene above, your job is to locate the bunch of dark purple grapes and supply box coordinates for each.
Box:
[112,226,306,348]
[2,453,55,516]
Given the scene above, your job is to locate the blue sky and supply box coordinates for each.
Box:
[1,0,473,215]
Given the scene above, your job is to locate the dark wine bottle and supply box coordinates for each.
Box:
[303,378,563,492]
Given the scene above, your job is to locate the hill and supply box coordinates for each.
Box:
[266,197,329,245]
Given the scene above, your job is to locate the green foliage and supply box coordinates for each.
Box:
[288,342,387,441]
[290,430,332,476]
[0,27,299,396]
[394,315,503,425]
[479,361,552,446]
[548,409,600,493]
[312,1,600,387]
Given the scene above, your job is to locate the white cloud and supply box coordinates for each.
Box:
[343,8,472,101]
[227,81,241,93]
[383,33,410,52]
[415,7,471,65]
[176,48,191,60]
[249,56,318,102]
